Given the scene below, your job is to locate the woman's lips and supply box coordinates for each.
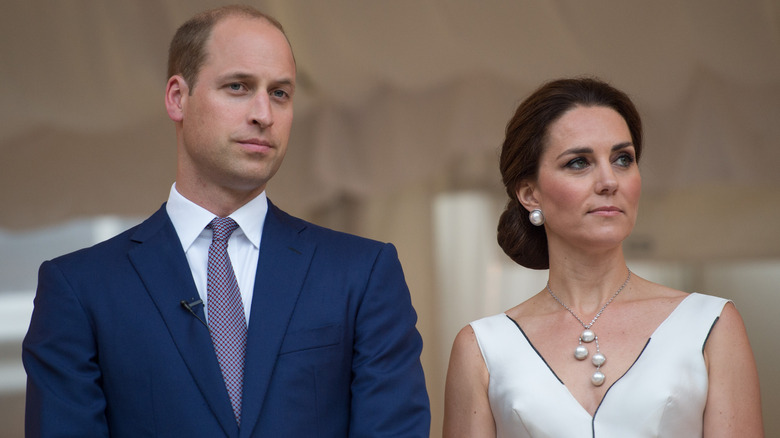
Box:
[589,206,622,216]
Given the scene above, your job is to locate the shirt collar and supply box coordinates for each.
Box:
[166,183,268,252]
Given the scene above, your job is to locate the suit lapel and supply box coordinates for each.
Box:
[127,206,238,437]
[239,202,314,437]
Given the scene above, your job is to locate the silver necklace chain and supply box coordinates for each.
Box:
[546,268,632,330]
[545,268,632,386]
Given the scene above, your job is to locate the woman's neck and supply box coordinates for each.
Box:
[545,245,630,314]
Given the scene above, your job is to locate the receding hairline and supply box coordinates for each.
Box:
[206,11,295,60]
[216,10,286,37]
[206,14,297,81]
[167,6,295,85]
[193,5,286,33]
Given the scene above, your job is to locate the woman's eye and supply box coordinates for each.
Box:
[566,157,589,170]
[615,153,635,167]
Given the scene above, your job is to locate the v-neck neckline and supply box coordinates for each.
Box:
[505,293,697,419]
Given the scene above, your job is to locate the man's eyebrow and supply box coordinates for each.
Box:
[216,72,295,89]
[274,78,295,89]
[217,72,254,82]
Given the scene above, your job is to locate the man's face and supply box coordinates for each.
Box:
[176,15,296,200]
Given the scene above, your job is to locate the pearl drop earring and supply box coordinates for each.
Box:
[529,209,545,226]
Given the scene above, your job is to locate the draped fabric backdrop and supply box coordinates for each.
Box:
[2,1,779,436]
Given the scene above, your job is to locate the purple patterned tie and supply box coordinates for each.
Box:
[206,217,247,426]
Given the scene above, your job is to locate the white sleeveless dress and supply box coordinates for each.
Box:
[470,293,728,438]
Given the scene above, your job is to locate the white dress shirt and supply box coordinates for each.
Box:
[165,183,268,324]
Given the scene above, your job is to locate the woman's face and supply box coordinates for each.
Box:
[518,105,641,252]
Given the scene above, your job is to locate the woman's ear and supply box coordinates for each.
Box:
[164,75,188,122]
[515,180,540,213]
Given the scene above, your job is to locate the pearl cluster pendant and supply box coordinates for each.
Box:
[574,329,607,386]
[546,269,632,388]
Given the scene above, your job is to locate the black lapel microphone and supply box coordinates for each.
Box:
[180,298,208,328]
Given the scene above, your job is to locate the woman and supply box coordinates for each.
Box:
[443,77,763,437]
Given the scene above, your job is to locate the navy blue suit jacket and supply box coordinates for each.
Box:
[23,201,430,437]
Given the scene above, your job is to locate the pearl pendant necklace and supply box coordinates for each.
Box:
[546,269,631,387]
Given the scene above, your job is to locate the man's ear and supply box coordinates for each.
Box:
[515,180,540,212]
[164,75,188,122]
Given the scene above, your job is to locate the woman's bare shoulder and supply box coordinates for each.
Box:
[504,290,548,321]
[628,274,689,302]
[450,324,483,365]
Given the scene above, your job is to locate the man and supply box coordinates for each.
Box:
[23,5,430,437]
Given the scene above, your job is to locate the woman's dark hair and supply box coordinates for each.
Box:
[497,77,643,269]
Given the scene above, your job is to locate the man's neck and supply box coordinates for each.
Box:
[176,181,266,218]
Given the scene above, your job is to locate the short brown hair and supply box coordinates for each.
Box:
[167,5,289,93]
[497,77,643,269]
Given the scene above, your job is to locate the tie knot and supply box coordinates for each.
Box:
[209,217,239,242]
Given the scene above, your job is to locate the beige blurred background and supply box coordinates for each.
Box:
[1,1,779,436]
